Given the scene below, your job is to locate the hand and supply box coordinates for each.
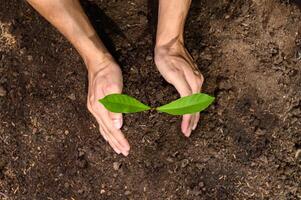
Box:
[86,56,130,156]
[155,42,204,137]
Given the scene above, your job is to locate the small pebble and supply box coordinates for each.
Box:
[199,182,205,188]
[0,86,7,97]
[32,128,38,134]
[255,128,266,136]
[27,55,33,61]
[295,149,301,160]
[145,55,152,61]
[218,80,232,90]
[19,49,25,55]
[64,182,70,188]
[78,148,85,157]
[181,159,189,168]
[68,93,76,101]
[113,162,121,170]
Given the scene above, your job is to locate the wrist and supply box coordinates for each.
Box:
[85,53,115,74]
[75,35,115,73]
[72,32,111,68]
[155,37,185,56]
[155,34,184,49]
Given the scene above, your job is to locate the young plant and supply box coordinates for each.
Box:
[99,93,214,115]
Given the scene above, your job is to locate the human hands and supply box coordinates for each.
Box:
[86,56,130,156]
[155,42,204,137]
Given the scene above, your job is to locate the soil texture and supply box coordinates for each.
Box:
[0,0,301,199]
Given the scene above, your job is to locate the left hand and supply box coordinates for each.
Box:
[154,42,204,137]
[86,56,130,156]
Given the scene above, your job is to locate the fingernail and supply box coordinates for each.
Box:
[186,128,192,137]
[192,123,197,130]
[113,119,122,129]
[123,151,129,156]
[103,135,108,141]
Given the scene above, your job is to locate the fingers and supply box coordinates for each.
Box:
[95,82,129,155]
[97,113,129,155]
[168,72,194,136]
[101,115,130,155]
[168,69,205,136]
[166,68,204,137]
[88,94,130,156]
[181,114,192,137]
[95,105,130,156]
[156,47,205,137]
[192,112,200,130]
[98,125,108,141]
[187,75,203,133]
[183,67,204,134]
[99,125,121,154]
[190,75,203,131]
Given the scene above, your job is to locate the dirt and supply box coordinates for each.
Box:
[0,0,301,199]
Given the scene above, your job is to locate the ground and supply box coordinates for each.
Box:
[0,0,301,199]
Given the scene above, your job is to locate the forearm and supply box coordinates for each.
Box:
[156,0,191,47]
[27,0,110,67]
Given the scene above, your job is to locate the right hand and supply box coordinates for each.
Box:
[86,56,130,156]
[154,43,204,137]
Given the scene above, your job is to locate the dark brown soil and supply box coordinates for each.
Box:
[1,0,301,199]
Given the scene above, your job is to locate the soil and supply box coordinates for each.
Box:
[0,0,301,199]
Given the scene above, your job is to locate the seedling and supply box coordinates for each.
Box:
[98,93,215,115]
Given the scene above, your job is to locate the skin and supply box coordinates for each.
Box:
[26,0,204,156]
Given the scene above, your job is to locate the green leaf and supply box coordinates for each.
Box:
[156,93,215,115]
[99,94,151,113]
